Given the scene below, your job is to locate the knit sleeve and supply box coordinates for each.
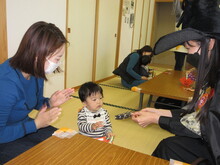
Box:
[77,109,93,133]
[103,109,112,134]
[0,80,37,143]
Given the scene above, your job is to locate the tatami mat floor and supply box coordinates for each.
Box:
[29,64,174,155]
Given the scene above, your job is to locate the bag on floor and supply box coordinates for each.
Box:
[154,97,186,110]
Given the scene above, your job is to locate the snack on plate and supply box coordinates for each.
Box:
[52,127,78,139]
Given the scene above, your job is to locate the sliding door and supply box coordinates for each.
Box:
[66,0,96,88]
[95,0,120,81]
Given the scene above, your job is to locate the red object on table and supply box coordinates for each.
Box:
[180,77,194,87]
[95,136,114,144]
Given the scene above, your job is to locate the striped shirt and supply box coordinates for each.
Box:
[77,107,112,138]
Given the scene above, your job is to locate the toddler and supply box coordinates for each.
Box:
[77,82,113,140]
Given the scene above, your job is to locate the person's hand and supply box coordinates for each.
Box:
[50,88,75,107]
[131,111,159,127]
[141,76,148,80]
[140,107,158,113]
[92,121,104,130]
[131,108,157,118]
[135,107,172,117]
[34,104,62,129]
[106,132,114,139]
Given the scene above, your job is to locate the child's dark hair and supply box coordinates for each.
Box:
[78,82,103,102]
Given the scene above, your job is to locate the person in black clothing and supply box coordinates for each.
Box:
[174,51,187,71]
[132,0,220,164]
[113,45,153,89]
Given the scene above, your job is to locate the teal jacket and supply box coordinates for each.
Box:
[0,59,49,143]
[113,52,142,84]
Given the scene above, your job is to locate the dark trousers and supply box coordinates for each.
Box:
[174,52,187,71]
[0,126,57,164]
[152,136,213,164]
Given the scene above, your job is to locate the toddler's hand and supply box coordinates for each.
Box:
[106,132,114,139]
[141,76,148,80]
[92,121,104,130]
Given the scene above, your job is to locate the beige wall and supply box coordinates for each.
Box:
[66,0,158,88]
[119,0,155,65]
[151,2,175,66]
[139,0,150,48]
[66,0,120,88]
[119,0,135,64]
[132,0,154,51]
[132,0,143,51]
[146,0,155,45]
[95,0,120,81]
[4,0,175,92]
[6,0,66,97]
[66,0,96,88]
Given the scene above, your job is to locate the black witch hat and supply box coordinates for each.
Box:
[154,0,220,55]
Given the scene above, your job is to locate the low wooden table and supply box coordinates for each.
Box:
[6,134,169,165]
[138,70,194,109]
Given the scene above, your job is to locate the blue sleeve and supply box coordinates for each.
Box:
[35,79,50,110]
[126,53,142,80]
[0,80,37,143]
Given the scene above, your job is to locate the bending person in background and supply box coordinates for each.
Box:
[0,21,74,164]
[113,45,153,89]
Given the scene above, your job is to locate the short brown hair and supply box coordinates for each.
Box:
[10,21,68,80]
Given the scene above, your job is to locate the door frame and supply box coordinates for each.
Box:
[0,0,8,63]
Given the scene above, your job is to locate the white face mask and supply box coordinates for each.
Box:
[45,58,60,74]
